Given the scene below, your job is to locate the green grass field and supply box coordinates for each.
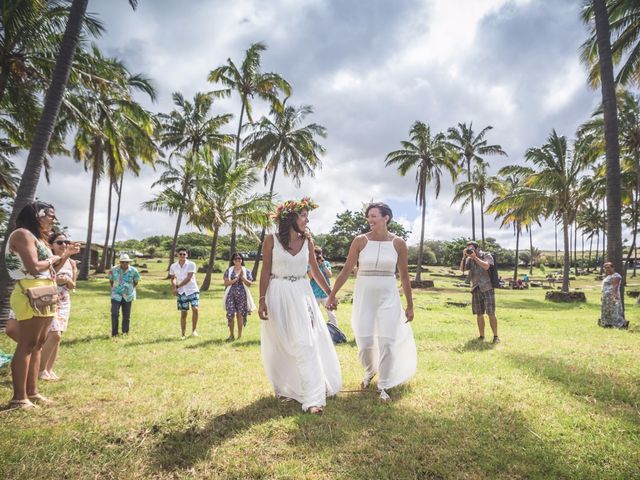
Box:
[1,261,639,479]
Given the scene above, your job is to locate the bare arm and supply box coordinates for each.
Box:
[240,268,252,287]
[9,229,60,276]
[258,234,274,320]
[308,239,331,295]
[53,242,80,273]
[394,237,414,322]
[612,276,621,300]
[468,252,491,270]
[177,272,194,288]
[326,236,366,306]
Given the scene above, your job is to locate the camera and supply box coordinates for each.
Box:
[466,247,475,255]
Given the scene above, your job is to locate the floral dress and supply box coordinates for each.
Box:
[224,267,253,326]
[599,272,625,328]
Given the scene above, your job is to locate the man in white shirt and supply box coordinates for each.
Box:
[169,248,200,339]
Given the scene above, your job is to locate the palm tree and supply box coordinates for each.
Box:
[581,0,640,87]
[156,91,233,270]
[1,0,92,324]
[581,0,625,300]
[188,147,273,291]
[70,48,157,279]
[486,172,544,284]
[447,122,507,241]
[523,132,594,292]
[385,121,457,282]
[451,163,503,247]
[208,42,291,256]
[243,100,327,278]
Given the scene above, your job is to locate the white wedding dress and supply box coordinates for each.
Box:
[261,235,342,410]
[352,237,417,391]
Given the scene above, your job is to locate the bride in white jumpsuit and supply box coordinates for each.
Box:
[326,202,416,401]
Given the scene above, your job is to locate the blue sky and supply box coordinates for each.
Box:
[23,0,612,250]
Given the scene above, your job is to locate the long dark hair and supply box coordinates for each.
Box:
[15,201,54,241]
[277,210,310,251]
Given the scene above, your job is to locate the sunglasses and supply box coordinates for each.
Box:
[233,257,242,261]
[54,240,70,246]
[178,253,187,256]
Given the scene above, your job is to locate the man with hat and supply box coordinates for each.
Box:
[108,253,141,337]
[459,241,500,343]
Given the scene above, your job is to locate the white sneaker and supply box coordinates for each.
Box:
[191,330,199,337]
[181,335,186,340]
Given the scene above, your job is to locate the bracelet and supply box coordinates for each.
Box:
[259,296,266,301]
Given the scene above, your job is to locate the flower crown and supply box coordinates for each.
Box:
[272,197,318,222]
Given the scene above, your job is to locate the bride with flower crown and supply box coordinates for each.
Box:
[258,198,342,414]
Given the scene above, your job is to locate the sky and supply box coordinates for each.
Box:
[21,0,609,250]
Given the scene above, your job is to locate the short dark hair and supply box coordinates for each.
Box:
[467,241,479,248]
[15,201,54,241]
[365,202,393,223]
[177,247,188,253]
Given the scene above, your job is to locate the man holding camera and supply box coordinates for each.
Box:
[460,241,500,343]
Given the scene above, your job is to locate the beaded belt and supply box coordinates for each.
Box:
[357,270,396,277]
[270,274,305,282]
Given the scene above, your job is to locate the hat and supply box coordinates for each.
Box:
[119,253,132,262]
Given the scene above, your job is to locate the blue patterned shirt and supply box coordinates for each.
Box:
[309,260,332,299]
[108,265,141,302]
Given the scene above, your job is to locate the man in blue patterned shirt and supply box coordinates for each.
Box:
[108,253,141,337]
[308,246,338,327]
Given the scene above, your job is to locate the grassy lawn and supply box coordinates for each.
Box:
[1,260,639,479]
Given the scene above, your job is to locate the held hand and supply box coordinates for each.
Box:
[405,306,414,323]
[258,299,268,320]
[68,242,81,255]
[49,255,62,266]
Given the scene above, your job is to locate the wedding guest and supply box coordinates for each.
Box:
[39,232,78,380]
[170,248,200,339]
[308,246,338,327]
[107,254,140,337]
[223,252,254,342]
[599,262,627,329]
[5,201,75,409]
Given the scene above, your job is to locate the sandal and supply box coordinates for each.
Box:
[361,373,375,390]
[225,335,235,342]
[308,406,324,415]
[8,399,37,410]
[28,394,54,405]
[379,389,391,402]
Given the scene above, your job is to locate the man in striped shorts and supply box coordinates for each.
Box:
[459,241,500,344]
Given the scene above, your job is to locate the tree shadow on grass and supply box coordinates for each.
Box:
[147,394,585,479]
[76,280,174,301]
[123,336,184,348]
[499,298,593,312]
[507,352,640,419]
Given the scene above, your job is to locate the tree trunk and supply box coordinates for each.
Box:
[229,97,247,258]
[200,226,220,291]
[0,58,11,108]
[78,155,101,280]
[110,173,124,266]
[587,233,598,273]
[167,172,192,273]
[480,196,485,247]
[415,192,427,282]
[562,214,570,293]
[593,0,624,309]
[529,226,534,275]
[573,220,578,276]
[252,162,278,278]
[97,176,113,274]
[595,231,600,272]
[467,156,476,240]
[513,223,520,283]
[626,151,639,277]
[0,0,88,325]
[554,220,558,267]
